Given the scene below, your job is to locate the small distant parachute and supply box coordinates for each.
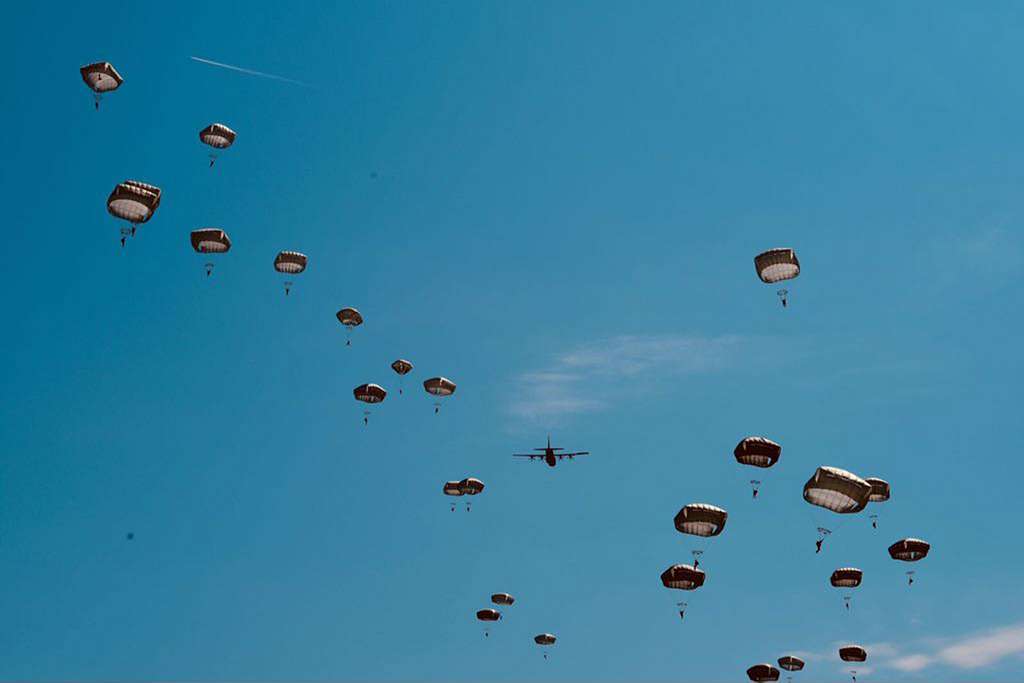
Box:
[865,477,891,502]
[674,503,728,538]
[754,248,800,307]
[391,359,413,393]
[108,181,161,243]
[803,466,872,514]
[839,646,867,663]
[80,61,123,109]
[491,593,515,606]
[777,656,804,672]
[336,307,363,346]
[451,477,483,511]
[660,564,706,590]
[476,608,501,637]
[274,251,307,296]
[889,538,930,562]
[199,123,237,167]
[830,567,863,588]
[747,664,781,682]
[353,383,387,424]
[423,376,456,413]
[190,228,231,277]
[442,480,463,511]
[534,633,556,659]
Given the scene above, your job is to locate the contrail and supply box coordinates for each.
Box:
[190,56,313,87]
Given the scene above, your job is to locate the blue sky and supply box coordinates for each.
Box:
[3,2,1023,681]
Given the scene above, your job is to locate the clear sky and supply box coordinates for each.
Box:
[3,2,1023,682]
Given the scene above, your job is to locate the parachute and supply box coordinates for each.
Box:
[803,467,871,514]
[336,308,363,346]
[456,477,484,511]
[747,664,781,682]
[199,123,237,167]
[442,481,463,511]
[777,656,805,672]
[353,383,386,424]
[839,646,867,663]
[107,181,161,243]
[476,608,501,637]
[491,593,515,606]
[735,437,781,498]
[423,377,456,413]
[80,61,123,109]
[865,477,890,502]
[274,251,307,296]
[754,248,800,307]
[830,567,863,588]
[660,564,706,590]
[534,633,556,659]
[391,359,413,393]
[888,538,930,562]
[674,503,727,570]
[190,229,231,277]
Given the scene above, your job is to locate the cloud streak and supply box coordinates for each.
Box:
[190,56,314,87]
[506,334,750,423]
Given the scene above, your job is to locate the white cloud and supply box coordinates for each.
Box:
[889,653,933,672]
[505,334,751,424]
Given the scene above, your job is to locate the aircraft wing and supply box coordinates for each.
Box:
[512,454,540,458]
[555,451,590,458]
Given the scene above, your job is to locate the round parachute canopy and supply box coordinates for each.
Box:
[747,664,780,682]
[674,503,728,537]
[491,593,515,606]
[830,567,863,588]
[353,383,387,404]
[80,61,123,93]
[803,466,872,514]
[865,477,891,503]
[199,123,237,149]
[888,538,930,562]
[459,477,485,495]
[336,307,363,327]
[107,180,162,224]
[190,228,231,253]
[660,564,706,590]
[534,633,557,646]
[424,377,457,397]
[391,359,413,376]
[274,251,307,274]
[476,609,501,622]
[734,436,782,468]
[839,646,867,663]
[754,248,800,284]
[777,656,805,672]
[442,481,463,497]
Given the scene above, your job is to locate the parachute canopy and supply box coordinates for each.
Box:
[534,633,557,646]
[459,477,485,495]
[491,593,515,606]
[803,466,872,514]
[424,377,457,397]
[476,609,501,622]
[190,228,231,253]
[392,359,413,376]
[80,61,123,93]
[754,248,800,284]
[336,307,363,327]
[199,123,237,150]
[274,251,307,274]
[660,564,706,590]
[747,664,781,682]
[353,383,387,404]
[674,503,728,537]
[107,180,162,225]
[839,646,867,663]
[830,567,863,588]
[777,656,805,672]
[734,436,782,468]
[865,477,891,503]
[442,481,463,497]
[888,538,930,562]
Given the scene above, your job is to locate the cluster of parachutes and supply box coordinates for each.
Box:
[352,358,456,424]
[474,594,556,659]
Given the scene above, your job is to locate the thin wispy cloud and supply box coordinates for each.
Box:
[506,334,751,423]
[190,56,314,87]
